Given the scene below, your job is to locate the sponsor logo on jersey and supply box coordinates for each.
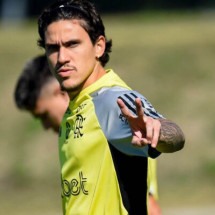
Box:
[61,171,88,198]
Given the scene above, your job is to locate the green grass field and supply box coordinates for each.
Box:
[1,11,215,214]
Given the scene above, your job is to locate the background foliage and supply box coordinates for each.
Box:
[1,0,215,17]
[0,10,215,214]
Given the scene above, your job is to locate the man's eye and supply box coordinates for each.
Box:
[66,41,80,48]
[46,45,59,53]
[70,44,77,48]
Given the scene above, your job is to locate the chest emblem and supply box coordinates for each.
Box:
[74,114,85,138]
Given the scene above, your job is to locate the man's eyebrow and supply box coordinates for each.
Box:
[63,39,81,46]
[45,43,59,48]
[45,39,81,46]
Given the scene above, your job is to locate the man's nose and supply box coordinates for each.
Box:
[58,46,70,64]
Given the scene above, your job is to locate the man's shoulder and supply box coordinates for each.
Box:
[91,87,140,108]
[92,86,140,101]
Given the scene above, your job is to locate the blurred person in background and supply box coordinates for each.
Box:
[14,55,69,133]
[14,54,161,214]
[36,0,185,214]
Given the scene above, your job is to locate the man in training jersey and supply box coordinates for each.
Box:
[14,54,161,214]
[37,0,185,214]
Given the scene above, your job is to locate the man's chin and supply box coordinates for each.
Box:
[61,84,78,92]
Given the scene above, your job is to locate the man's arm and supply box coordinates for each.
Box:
[148,194,162,215]
[117,98,185,153]
[157,118,185,153]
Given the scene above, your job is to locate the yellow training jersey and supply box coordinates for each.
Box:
[59,69,162,215]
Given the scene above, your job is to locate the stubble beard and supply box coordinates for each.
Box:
[60,79,85,99]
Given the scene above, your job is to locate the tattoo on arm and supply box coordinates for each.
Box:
[157,119,185,153]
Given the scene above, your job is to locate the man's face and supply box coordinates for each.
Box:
[31,84,68,133]
[44,19,105,97]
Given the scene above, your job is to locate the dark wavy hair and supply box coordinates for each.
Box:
[14,55,54,110]
[37,0,112,67]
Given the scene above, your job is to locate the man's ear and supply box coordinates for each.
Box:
[95,36,106,59]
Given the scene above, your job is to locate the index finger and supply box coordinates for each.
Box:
[117,98,134,119]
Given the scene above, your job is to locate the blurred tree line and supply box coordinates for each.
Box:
[0,0,215,20]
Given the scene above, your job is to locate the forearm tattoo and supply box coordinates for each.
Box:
[157,119,185,153]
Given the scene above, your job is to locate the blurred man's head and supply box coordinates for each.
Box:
[14,55,69,132]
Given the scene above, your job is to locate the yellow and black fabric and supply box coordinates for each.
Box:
[59,69,162,215]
